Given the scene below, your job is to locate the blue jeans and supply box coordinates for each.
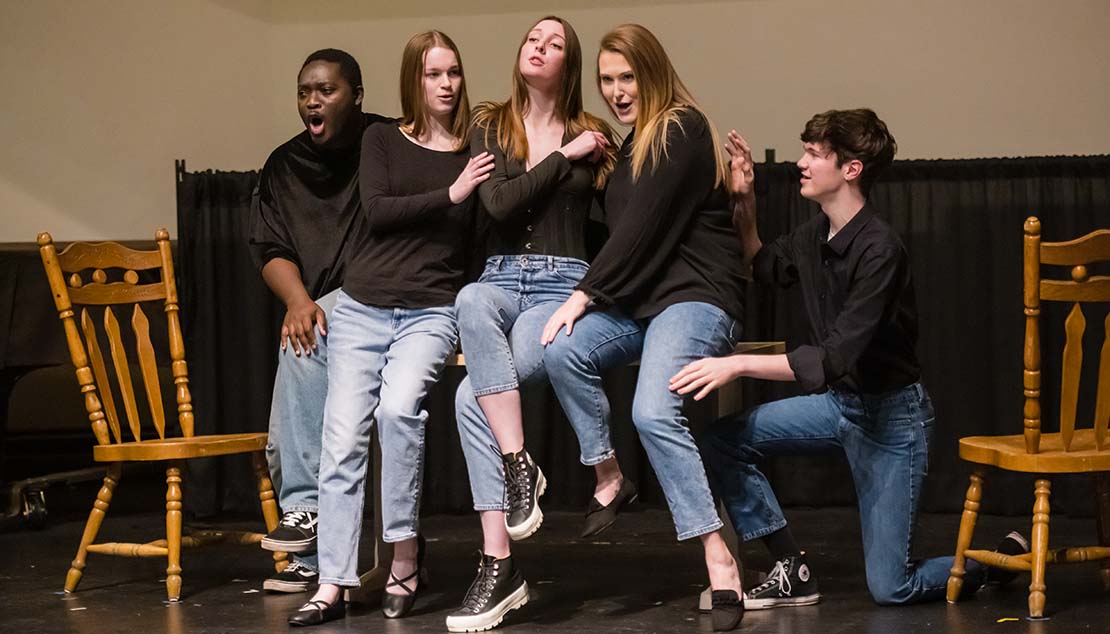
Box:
[316,291,457,586]
[544,301,736,540]
[701,383,982,604]
[265,287,339,572]
[456,255,620,510]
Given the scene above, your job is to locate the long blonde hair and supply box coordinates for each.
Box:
[473,15,617,188]
[399,31,471,151]
[597,24,727,185]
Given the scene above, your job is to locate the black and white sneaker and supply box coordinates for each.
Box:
[984,531,1031,586]
[261,510,318,553]
[263,559,318,593]
[744,553,821,609]
[445,553,529,633]
[502,449,546,541]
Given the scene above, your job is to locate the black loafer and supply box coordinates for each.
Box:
[580,478,638,538]
[288,598,345,627]
[710,589,744,631]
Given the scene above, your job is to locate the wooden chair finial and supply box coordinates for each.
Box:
[1025,217,1041,235]
[37,232,54,246]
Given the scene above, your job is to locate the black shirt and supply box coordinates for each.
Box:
[249,112,392,300]
[472,122,596,261]
[344,123,474,309]
[753,203,921,394]
[577,108,746,321]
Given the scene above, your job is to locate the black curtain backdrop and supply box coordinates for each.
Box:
[177,155,1110,520]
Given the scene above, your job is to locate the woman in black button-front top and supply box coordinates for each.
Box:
[447,15,633,634]
[540,23,747,631]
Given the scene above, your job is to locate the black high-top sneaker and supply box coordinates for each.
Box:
[984,531,1031,586]
[744,553,821,609]
[445,552,529,633]
[261,510,318,552]
[502,449,546,541]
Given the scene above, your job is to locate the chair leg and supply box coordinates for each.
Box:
[65,463,122,593]
[251,451,286,572]
[1095,472,1110,592]
[947,469,985,602]
[1029,478,1051,618]
[165,464,183,602]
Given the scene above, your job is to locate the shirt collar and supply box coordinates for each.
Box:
[823,203,876,256]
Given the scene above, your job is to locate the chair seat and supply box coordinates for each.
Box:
[93,433,268,462]
[959,428,1110,473]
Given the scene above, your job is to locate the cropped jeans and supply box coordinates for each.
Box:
[543,301,738,540]
[455,255,623,510]
[316,290,457,587]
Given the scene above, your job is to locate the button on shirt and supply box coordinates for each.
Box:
[752,204,921,394]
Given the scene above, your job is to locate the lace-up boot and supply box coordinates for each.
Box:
[501,449,546,541]
[445,552,528,632]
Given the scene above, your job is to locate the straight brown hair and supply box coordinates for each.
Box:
[399,30,472,151]
[473,16,617,188]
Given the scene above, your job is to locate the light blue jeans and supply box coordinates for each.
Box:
[456,255,629,510]
[316,290,457,587]
[543,301,737,540]
[700,383,983,604]
[265,287,340,572]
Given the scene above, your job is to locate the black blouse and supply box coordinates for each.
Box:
[343,123,474,309]
[577,108,746,321]
[472,121,597,261]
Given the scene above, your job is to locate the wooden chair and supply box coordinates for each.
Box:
[946,217,1110,617]
[37,229,284,602]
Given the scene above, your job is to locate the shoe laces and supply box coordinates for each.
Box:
[281,510,316,529]
[504,454,533,513]
[460,560,499,613]
[753,559,792,596]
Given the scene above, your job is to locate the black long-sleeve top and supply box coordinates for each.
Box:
[471,122,596,260]
[248,112,392,300]
[343,123,474,309]
[753,203,921,394]
[576,109,745,321]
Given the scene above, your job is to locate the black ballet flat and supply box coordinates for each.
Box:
[580,478,638,538]
[382,535,427,619]
[288,598,346,627]
[710,589,745,631]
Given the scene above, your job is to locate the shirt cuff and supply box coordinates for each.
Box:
[786,345,827,393]
[575,281,614,307]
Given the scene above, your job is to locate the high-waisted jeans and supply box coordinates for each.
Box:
[455,255,619,510]
[316,290,457,586]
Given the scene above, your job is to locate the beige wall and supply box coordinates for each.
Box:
[3,0,1108,241]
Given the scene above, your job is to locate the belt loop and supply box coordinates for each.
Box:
[547,255,555,271]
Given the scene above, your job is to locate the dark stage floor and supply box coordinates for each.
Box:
[1,506,1106,634]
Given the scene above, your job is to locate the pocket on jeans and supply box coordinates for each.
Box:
[552,265,588,284]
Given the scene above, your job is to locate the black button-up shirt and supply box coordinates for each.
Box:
[752,203,920,394]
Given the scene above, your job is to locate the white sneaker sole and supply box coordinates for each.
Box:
[263,578,313,593]
[506,469,547,542]
[445,581,529,632]
[744,592,821,610]
[261,536,316,553]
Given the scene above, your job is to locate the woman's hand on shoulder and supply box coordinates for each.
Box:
[449,152,495,203]
[558,131,610,163]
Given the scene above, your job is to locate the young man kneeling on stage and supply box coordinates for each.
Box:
[671,108,1027,608]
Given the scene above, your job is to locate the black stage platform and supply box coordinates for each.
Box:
[1,506,1105,633]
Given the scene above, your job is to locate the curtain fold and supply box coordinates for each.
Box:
[177,155,1110,518]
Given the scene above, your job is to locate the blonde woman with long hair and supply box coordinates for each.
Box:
[540,23,747,631]
[289,31,493,627]
[447,15,631,633]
